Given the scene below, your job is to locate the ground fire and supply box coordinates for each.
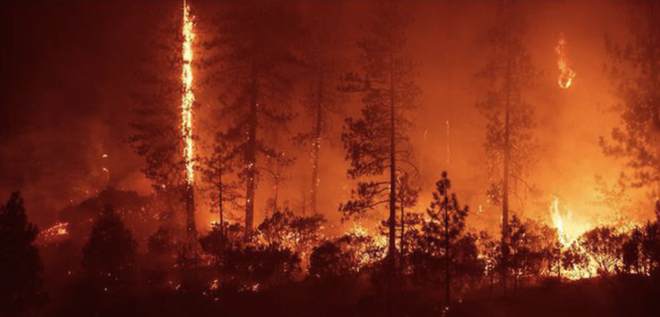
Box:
[1,1,659,317]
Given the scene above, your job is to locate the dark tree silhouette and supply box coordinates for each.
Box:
[412,171,471,304]
[201,132,241,239]
[478,230,501,297]
[257,209,325,257]
[148,226,175,255]
[82,205,137,291]
[309,232,384,280]
[622,220,660,276]
[295,4,348,215]
[507,215,544,291]
[0,192,46,316]
[580,226,624,275]
[474,3,538,293]
[210,2,301,237]
[601,1,659,195]
[200,222,301,289]
[340,2,419,278]
[129,3,195,238]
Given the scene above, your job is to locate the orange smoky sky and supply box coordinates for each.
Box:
[0,0,653,234]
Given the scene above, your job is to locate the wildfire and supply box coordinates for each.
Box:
[181,0,195,184]
[555,33,576,89]
[39,222,69,244]
[549,197,597,279]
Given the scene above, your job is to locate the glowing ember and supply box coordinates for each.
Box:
[555,32,576,89]
[181,0,196,184]
[39,222,69,244]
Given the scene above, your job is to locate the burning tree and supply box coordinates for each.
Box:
[129,1,197,240]
[340,2,419,278]
[211,2,301,237]
[0,192,47,315]
[474,3,538,293]
[601,1,660,197]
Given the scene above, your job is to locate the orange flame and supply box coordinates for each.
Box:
[181,0,195,184]
[549,197,596,279]
[556,33,576,89]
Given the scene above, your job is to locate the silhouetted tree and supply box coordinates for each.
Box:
[82,205,137,291]
[200,222,301,289]
[201,132,241,239]
[309,232,385,280]
[478,230,501,297]
[411,171,472,303]
[148,226,175,255]
[561,241,590,278]
[622,221,660,276]
[0,192,46,316]
[507,215,544,291]
[601,1,659,195]
[129,2,195,238]
[340,2,419,277]
[294,4,348,215]
[211,2,301,237]
[474,3,538,293]
[257,209,325,259]
[580,226,624,275]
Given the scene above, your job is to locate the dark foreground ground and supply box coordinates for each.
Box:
[40,275,659,317]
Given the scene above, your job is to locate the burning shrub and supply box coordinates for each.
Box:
[257,209,326,255]
[200,222,301,290]
[579,226,624,275]
[309,233,384,280]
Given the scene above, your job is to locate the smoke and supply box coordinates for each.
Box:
[1,1,653,233]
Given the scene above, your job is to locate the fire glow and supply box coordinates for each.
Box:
[555,33,576,89]
[181,0,195,184]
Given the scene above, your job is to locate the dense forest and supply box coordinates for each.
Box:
[1,1,659,317]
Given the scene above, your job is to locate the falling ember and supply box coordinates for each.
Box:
[181,0,195,184]
[555,33,576,89]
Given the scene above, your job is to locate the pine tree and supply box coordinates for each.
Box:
[0,192,46,315]
[82,205,137,291]
[296,3,347,215]
[474,3,538,294]
[422,172,469,304]
[601,1,660,197]
[340,2,419,277]
[211,2,301,237]
[129,2,193,236]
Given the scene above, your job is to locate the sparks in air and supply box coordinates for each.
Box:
[181,0,196,184]
[556,33,576,89]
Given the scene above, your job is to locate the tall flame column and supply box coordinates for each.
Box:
[182,0,196,238]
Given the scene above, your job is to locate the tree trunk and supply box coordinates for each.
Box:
[400,194,405,272]
[501,17,512,296]
[388,52,397,276]
[245,70,258,238]
[444,185,451,304]
[185,184,196,239]
[218,162,224,239]
[310,67,324,215]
